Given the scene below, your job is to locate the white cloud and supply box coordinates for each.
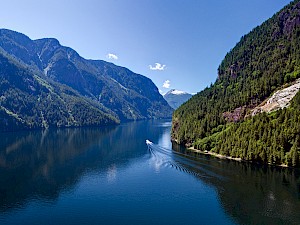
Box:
[149,63,166,71]
[107,53,118,60]
[163,80,170,88]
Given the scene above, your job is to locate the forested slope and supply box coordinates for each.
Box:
[0,52,119,131]
[0,29,173,131]
[172,0,300,166]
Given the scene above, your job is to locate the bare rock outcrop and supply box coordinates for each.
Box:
[251,78,300,116]
[223,106,247,122]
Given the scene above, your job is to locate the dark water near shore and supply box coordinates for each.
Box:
[0,120,300,225]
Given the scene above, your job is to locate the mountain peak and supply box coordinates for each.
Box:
[165,89,188,96]
[164,89,192,109]
[0,28,173,131]
[35,38,61,47]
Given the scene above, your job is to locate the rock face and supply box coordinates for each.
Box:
[278,1,300,38]
[223,106,247,122]
[163,89,192,109]
[251,78,300,116]
[0,29,173,131]
[225,79,300,120]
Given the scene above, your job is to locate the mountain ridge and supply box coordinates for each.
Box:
[0,29,173,131]
[164,89,189,96]
[164,89,192,109]
[172,0,300,166]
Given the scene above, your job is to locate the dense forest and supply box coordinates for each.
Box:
[0,28,173,131]
[0,53,119,131]
[172,0,300,166]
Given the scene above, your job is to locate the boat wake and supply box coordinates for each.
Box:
[145,140,221,179]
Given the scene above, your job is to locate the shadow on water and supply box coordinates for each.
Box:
[2,119,300,225]
[148,141,300,225]
[0,120,166,213]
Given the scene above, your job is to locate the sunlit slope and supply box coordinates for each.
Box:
[172,0,300,166]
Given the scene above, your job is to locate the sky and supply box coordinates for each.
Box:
[0,0,293,94]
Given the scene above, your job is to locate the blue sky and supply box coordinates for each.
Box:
[0,0,292,94]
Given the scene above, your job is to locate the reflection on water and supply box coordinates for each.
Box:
[107,164,117,183]
[171,143,300,225]
[0,120,300,225]
[0,120,166,213]
[0,127,114,212]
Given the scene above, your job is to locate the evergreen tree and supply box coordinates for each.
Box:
[172,0,300,167]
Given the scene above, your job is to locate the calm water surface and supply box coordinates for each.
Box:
[0,120,300,225]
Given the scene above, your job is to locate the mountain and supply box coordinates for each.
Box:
[0,29,173,131]
[163,89,192,109]
[172,0,300,167]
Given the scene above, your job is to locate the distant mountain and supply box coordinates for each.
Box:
[0,29,173,131]
[172,0,300,167]
[163,89,192,109]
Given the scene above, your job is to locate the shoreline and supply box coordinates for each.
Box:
[187,147,243,162]
[187,146,289,168]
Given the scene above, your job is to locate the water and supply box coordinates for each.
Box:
[0,120,300,225]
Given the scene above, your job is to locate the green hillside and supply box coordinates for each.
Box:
[0,29,173,131]
[0,53,119,131]
[172,0,300,166]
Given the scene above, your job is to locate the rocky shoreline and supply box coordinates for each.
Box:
[187,147,242,162]
[187,146,289,168]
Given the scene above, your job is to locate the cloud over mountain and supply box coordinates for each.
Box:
[163,80,171,88]
[107,53,118,60]
[149,63,166,71]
